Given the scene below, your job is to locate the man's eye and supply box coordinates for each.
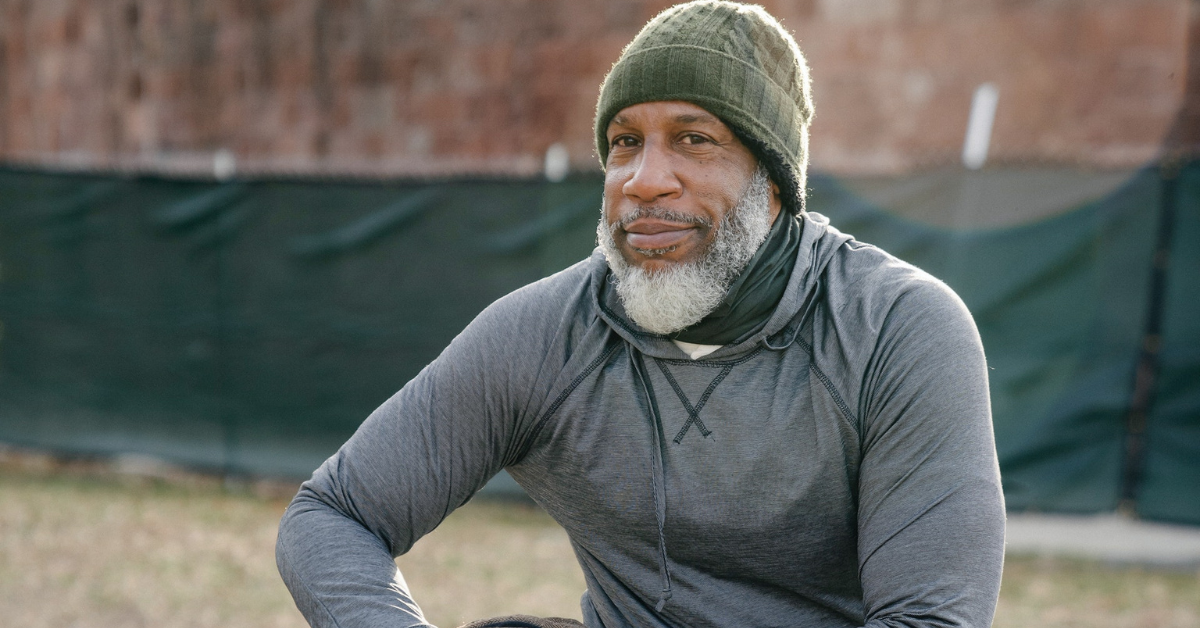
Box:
[681,133,711,145]
[611,136,639,148]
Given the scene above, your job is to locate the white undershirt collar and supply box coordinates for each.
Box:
[671,339,723,360]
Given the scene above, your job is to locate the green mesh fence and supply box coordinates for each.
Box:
[0,163,1196,523]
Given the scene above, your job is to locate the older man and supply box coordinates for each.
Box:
[276,2,1005,627]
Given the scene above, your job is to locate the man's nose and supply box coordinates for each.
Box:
[622,144,682,203]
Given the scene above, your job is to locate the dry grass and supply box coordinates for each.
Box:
[0,463,304,628]
[395,500,586,626]
[1,453,1198,627]
[993,555,1200,628]
[0,452,582,628]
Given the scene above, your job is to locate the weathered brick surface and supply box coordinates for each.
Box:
[0,0,1191,176]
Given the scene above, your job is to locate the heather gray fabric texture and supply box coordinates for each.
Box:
[276,211,1005,628]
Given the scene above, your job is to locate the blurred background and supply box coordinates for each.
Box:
[0,1,1198,626]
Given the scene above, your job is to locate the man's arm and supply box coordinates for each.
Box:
[275,286,560,628]
[855,279,1005,628]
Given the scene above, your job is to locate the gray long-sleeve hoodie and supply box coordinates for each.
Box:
[276,211,1005,628]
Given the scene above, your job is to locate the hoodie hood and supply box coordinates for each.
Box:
[593,211,854,360]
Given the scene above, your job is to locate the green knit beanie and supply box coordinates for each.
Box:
[594,1,813,214]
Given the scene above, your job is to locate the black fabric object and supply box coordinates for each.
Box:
[671,211,802,345]
[459,615,585,628]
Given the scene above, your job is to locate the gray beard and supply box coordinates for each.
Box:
[597,166,774,335]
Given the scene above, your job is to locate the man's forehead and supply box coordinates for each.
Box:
[609,102,726,129]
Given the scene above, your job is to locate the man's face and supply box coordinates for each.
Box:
[598,101,784,335]
[602,101,782,275]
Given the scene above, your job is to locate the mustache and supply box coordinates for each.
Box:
[608,206,713,233]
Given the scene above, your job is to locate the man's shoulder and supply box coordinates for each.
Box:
[818,229,974,340]
[812,226,984,423]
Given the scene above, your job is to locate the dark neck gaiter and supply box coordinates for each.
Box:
[670,212,802,346]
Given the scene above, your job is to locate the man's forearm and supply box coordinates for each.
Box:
[277,486,434,628]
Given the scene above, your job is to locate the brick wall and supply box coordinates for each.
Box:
[0,0,1192,177]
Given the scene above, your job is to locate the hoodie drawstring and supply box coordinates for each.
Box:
[629,346,674,613]
[622,282,822,613]
[761,282,822,352]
